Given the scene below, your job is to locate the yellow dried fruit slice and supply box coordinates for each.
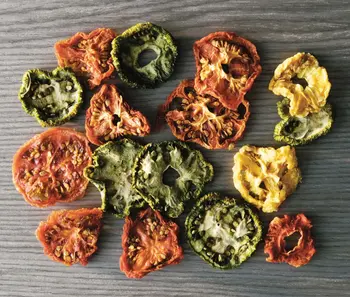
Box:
[269,53,331,117]
[232,145,301,212]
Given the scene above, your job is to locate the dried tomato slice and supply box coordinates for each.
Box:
[18,67,83,127]
[55,28,117,89]
[12,128,92,207]
[36,208,103,266]
[233,145,301,212]
[193,32,261,110]
[264,214,316,267]
[85,84,150,146]
[120,208,183,278]
[159,80,250,150]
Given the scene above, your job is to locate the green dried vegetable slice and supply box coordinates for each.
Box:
[185,192,262,269]
[111,22,177,88]
[274,98,333,145]
[132,141,213,218]
[18,67,83,127]
[84,139,145,218]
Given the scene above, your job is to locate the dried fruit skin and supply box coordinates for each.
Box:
[274,98,333,146]
[120,208,183,278]
[193,32,261,110]
[12,128,92,207]
[264,213,316,267]
[85,84,150,146]
[111,22,177,88]
[18,67,83,127]
[36,208,103,266]
[55,28,117,89]
[132,141,214,218]
[84,139,145,217]
[233,145,301,213]
[269,52,331,117]
[185,192,262,269]
[159,80,250,150]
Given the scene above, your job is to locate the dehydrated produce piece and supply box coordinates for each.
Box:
[111,22,177,88]
[232,145,301,213]
[85,84,150,146]
[18,67,83,127]
[12,128,92,207]
[159,80,250,150]
[55,28,117,89]
[193,31,261,110]
[264,213,316,267]
[84,139,145,217]
[185,192,262,269]
[120,208,183,278]
[269,52,331,117]
[36,208,103,266]
[274,98,333,145]
[132,141,213,218]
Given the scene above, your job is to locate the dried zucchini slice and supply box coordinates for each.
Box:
[185,192,262,269]
[132,141,214,218]
[111,22,177,88]
[274,98,333,145]
[269,52,331,117]
[18,67,83,127]
[84,139,144,218]
[233,145,301,213]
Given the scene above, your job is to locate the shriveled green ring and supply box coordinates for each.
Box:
[18,67,83,127]
[111,22,178,88]
[132,141,213,218]
[185,192,262,269]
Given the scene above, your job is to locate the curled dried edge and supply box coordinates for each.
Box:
[264,213,316,267]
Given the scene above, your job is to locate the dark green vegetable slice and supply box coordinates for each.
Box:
[111,22,177,88]
[185,192,262,269]
[132,141,213,218]
[18,67,83,127]
[84,139,145,218]
[274,98,333,145]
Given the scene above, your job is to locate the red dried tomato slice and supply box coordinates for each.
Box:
[12,128,92,207]
[158,80,250,149]
[55,28,117,89]
[36,208,103,266]
[193,32,261,110]
[264,214,316,267]
[85,84,150,146]
[120,208,184,278]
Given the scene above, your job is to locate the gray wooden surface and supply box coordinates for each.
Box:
[1,0,350,296]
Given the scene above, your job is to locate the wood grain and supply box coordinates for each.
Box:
[1,0,350,296]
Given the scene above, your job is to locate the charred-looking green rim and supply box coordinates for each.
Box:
[111,22,178,88]
[83,139,145,218]
[185,192,262,269]
[132,141,214,218]
[18,67,83,127]
[274,98,333,146]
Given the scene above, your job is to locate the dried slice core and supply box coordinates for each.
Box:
[232,145,301,213]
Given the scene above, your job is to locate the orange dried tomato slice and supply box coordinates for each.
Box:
[264,214,316,267]
[120,208,184,278]
[85,84,150,146]
[36,208,103,266]
[55,28,117,89]
[12,128,92,207]
[159,80,250,149]
[193,32,261,110]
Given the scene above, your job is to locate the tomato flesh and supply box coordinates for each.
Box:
[36,208,103,266]
[120,208,183,278]
[12,128,92,207]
